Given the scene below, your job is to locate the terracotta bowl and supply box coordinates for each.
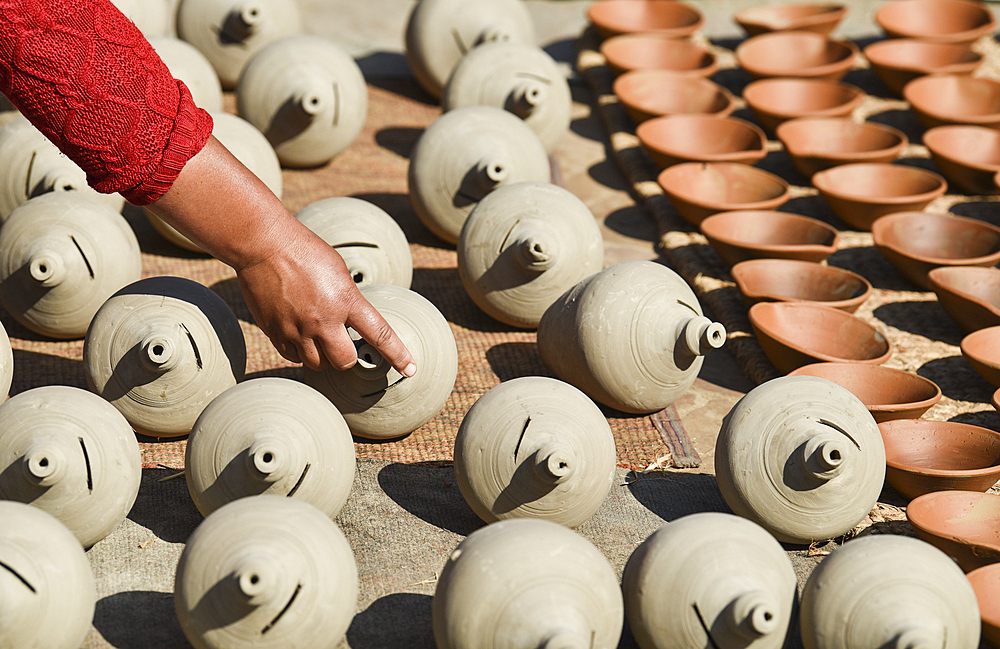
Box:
[735,31,859,81]
[734,2,848,37]
[748,301,892,374]
[904,74,1000,130]
[961,326,1000,387]
[790,362,941,422]
[928,266,1000,333]
[636,114,767,168]
[657,162,791,226]
[870,212,1000,289]
[923,125,1000,195]
[587,0,705,39]
[811,163,948,231]
[742,77,866,134]
[863,39,983,97]
[776,117,908,178]
[699,210,839,266]
[967,563,1000,647]
[730,258,871,312]
[600,33,718,76]
[875,0,998,44]
[613,70,737,123]
[906,490,1000,572]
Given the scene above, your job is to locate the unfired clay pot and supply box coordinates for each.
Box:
[730,258,871,313]
[928,266,1000,333]
[0,501,95,649]
[734,2,847,36]
[176,0,302,89]
[907,490,1000,572]
[967,564,1000,647]
[636,114,768,169]
[875,0,997,44]
[457,182,604,329]
[408,105,551,244]
[776,117,907,178]
[111,0,173,37]
[443,41,571,154]
[800,535,981,649]
[863,39,982,97]
[0,192,141,339]
[303,284,458,440]
[586,0,704,39]
[405,0,536,99]
[295,197,412,289]
[453,376,616,528]
[185,377,356,519]
[657,162,791,226]
[599,33,718,76]
[237,35,367,168]
[962,326,1000,387]
[715,375,886,544]
[433,518,623,649]
[735,31,858,81]
[537,260,726,414]
[0,321,11,399]
[84,276,247,438]
[904,74,1000,130]
[622,513,796,649]
[174,495,358,649]
[613,71,737,124]
[699,210,840,266]
[923,125,1000,195]
[0,385,141,548]
[742,77,865,135]
[149,36,224,112]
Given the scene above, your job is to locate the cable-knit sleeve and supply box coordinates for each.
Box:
[0,0,214,205]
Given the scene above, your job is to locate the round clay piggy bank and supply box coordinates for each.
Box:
[149,36,224,112]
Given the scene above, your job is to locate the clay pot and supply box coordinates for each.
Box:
[303,284,458,440]
[586,0,704,39]
[967,564,1000,647]
[408,105,551,244]
[715,375,886,544]
[404,0,535,100]
[599,33,718,76]
[295,196,413,289]
[904,74,1000,130]
[731,259,871,312]
[928,266,1000,333]
[0,321,11,399]
[538,260,726,414]
[0,192,142,339]
[776,117,907,178]
[175,495,358,649]
[83,276,247,438]
[789,362,941,422]
[236,35,367,168]
[111,0,173,37]
[613,71,737,124]
[443,41,572,154]
[734,2,847,36]
[175,0,302,89]
[657,162,791,226]
[185,377,357,519]
[0,385,141,548]
[699,210,840,266]
[742,77,865,135]
[863,39,982,97]
[800,535,981,649]
[622,512,797,649]
[961,326,1000,387]
[923,125,1000,195]
[748,302,892,374]
[811,163,948,231]
[636,114,767,168]
[0,501,95,649]
[457,182,604,329]
[433,518,623,649]
[906,490,1000,572]
[870,212,1000,290]
[735,31,858,81]
[875,0,997,44]
[149,36,224,112]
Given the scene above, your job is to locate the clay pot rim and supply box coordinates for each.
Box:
[658,162,792,212]
[699,210,840,253]
[906,490,1000,549]
[742,77,866,120]
[812,163,948,206]
[735,31,859,79]
[636,114,768,165]
[874,0,998,43]
[731,259,871,310]
[904,74,1000,127]
[863,38,983,74]
[587,0,706,38]
[599,33,719,76]
[613,70,738,120]
[789,361,941,415]
[961,325,1000,374]
[776,117,908,162]
[734,2,848,36]
[878,418,1000,477]
[928,266,1000,324]
[871,212,1000,266]
[923,125,1000,173]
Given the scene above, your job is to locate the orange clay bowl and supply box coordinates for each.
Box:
[811,163,948,231]
[734,2,847,37]
[871,212,1000,290]
[613,70,736,124]
[904,74,1000,130]
[600,33,718,76]
[657,162,791,226]
[748,301,892,374]
[790,362,940,423]
[636,114,767,168]
[742,77,865,134]
[875,0,998,44]
[731,259,871,312]
[735,31,859,81]
[968,563,1000,647]
[923,125,1000,195]
[776,117,908,178]
[699,210,839,266]
[906,490,1000,572]
[928,266,1000,333]
[961,326,1000,388]
[863,39,983,97]
[587,0,705,39]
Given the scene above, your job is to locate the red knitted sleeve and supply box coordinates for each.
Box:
[0,0,214,205]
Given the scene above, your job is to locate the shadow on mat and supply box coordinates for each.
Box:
[373,126,422,160]
[625,471,730,522]
[348,593,435,648]
[873,300,962,345]
[825,246,914,292]
[209,277,253,324]
[377,463,483,537]
[351,190,449,250]
[362,70,438,106]
[918,355,995,403]
[9,349,88,395]
[93,590,191,649]
[949,201,1000,228]
[486,342,548,382]
[950,409,1000,431]
[603,204,660,243]
[127,469,203,544]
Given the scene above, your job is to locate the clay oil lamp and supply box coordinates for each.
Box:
[906,490,1000,572]
[928,266,1000,333]
[599,33,718,76]
[613,70,736,124]
[790,362,941,422]
[734,2,847,37]
[735,31,859,81]
[748,301,892,374]
[742,77,865,134]
[961,325,1000,387]
[657,162,791,226]
[875,0,998,44]
[904,74,1000,130]
[967,564,1000,647]
[636,114,767,168]
[870,212,1000,289]
[776,117,907,179]
[862,39,982,97]
[923,125,1000,195]
[812,163,948,231]
[587,0,705,39]
[731,259,872,312]
[699,210,840,266]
